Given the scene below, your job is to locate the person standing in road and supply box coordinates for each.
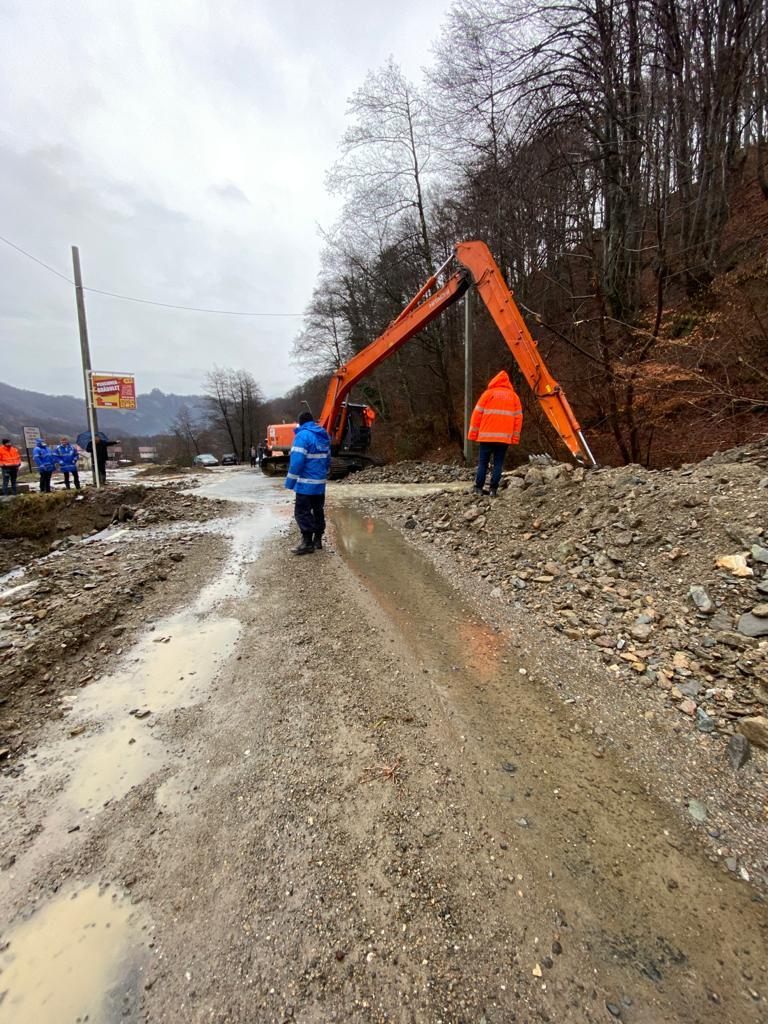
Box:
[54,436,81,490]
[285,411,331,555]
[86,436,115,485]
[468,370,523,497]
[0,438,21,496]
[249,444,257,467]
[32,438,55,493]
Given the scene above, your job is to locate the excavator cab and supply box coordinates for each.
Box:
[328,401,376,477]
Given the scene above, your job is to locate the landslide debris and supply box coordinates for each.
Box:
[0,484,231,576]
[354,441,768,747]
[0,485,234,757]
[342,459,473,485]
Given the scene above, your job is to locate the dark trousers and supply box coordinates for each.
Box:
[39,470,52,493]
[97,464,107,485]
[2,466,18,496]
[294,492,326,538]
[63,470,80,490]
[475,442,509,490]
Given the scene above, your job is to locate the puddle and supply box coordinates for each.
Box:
[0,883,144,1024]
[329,480,468,500]
[21,613,239,821]
[332,506,768,1024]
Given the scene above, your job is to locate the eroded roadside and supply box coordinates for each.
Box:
[1,475,766,1024]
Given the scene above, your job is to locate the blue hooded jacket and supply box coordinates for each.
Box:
[284,421,331,495]
[32,440,56,472]
[54,442,79,472]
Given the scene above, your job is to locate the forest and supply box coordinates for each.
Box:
[285,0,768,467]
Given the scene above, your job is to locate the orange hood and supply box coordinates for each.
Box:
[487,370,513,389]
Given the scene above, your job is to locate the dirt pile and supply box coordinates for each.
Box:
[354,441,768,751]
[0,484,232,576]
[343,459,474,485]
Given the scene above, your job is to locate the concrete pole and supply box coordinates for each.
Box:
[463,290,473,464]
[72,246,100,488]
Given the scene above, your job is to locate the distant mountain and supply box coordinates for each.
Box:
[0,381,206,440]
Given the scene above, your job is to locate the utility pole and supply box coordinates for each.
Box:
[72,246,101,488]
[463,290,473,463]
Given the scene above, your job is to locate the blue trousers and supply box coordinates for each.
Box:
[475,442,508,490]
[294,492,326,537]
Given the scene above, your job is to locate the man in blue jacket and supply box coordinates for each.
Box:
[54,436,81,490]
[32,438,55,493]
[284,411,331,555]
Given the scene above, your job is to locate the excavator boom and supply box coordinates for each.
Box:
[317,240,595,466]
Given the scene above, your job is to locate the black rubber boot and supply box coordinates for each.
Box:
[472,485,484,495]
[293,533,315,555]
[313,533,323,550]
[489,487,498,498]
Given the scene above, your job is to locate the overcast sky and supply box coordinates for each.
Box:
[0,0,450,399]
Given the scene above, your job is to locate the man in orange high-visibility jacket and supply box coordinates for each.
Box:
[467,370,523,497]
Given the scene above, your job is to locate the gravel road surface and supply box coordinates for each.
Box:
[0,469,765,1024]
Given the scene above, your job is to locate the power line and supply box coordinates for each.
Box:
[82,285,305,317]
[0,233,306,317]
[0,233,74,283]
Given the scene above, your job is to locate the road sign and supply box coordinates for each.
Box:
[23,426,40,449]
[90,373,137,410]
[22,425,41,472]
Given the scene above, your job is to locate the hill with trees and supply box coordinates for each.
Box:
[288,0,768,467]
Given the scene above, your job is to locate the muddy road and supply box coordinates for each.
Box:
[0,469,765,1023]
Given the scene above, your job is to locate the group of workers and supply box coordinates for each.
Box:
[0,434,116,496]
[285,370,523,554]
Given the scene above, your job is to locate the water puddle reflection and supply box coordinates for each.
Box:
[0,883,144,1024]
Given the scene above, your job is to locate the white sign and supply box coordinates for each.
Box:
[23,426,40,449]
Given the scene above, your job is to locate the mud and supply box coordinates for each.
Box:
[332,508,768,1022]
[1,471,766,1023]
[0,882,144,1024]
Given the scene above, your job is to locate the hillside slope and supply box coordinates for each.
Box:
[0,381,206,439]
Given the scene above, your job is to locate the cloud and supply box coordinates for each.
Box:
[0,0,450,399]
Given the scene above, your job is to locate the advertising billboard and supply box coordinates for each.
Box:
[91,373,137,410]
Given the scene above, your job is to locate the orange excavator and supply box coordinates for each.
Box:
[260,240,596,476]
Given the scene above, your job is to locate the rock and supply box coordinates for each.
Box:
[678,698,697,716]
[757,579,768,596]
[751,544,768,564]
[606,1004,622,1019]
[750,602,768,617]
[737,716,768,749]
[736,613,768,638]
[630,623,652,641]
[678,681,701,698]
[403,518,417,529]
[695,708,715,733]
[710,609,733,632]
[687,798,707,822]
[715,553,753,577]
[688,585,714,614]
[726,733,751,769]
[169,551,185,562]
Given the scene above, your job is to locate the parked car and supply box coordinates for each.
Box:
[193,453,219,467]
[220,453,238,466]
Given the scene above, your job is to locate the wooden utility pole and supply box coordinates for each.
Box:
[463,291,473,463]
[72,246,100,488]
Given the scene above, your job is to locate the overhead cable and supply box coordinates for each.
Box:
[0,233,305,317]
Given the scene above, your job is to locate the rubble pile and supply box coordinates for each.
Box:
[343,460,473,485]
[358,441,768,751]
[0,529,223,762]
[0,485,233,575]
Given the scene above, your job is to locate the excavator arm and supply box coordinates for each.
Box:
[318,240,596,466]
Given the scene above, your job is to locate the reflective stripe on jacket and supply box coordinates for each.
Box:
[284,422,331,496]
[467,370,523,444]
[0,445,21,467]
